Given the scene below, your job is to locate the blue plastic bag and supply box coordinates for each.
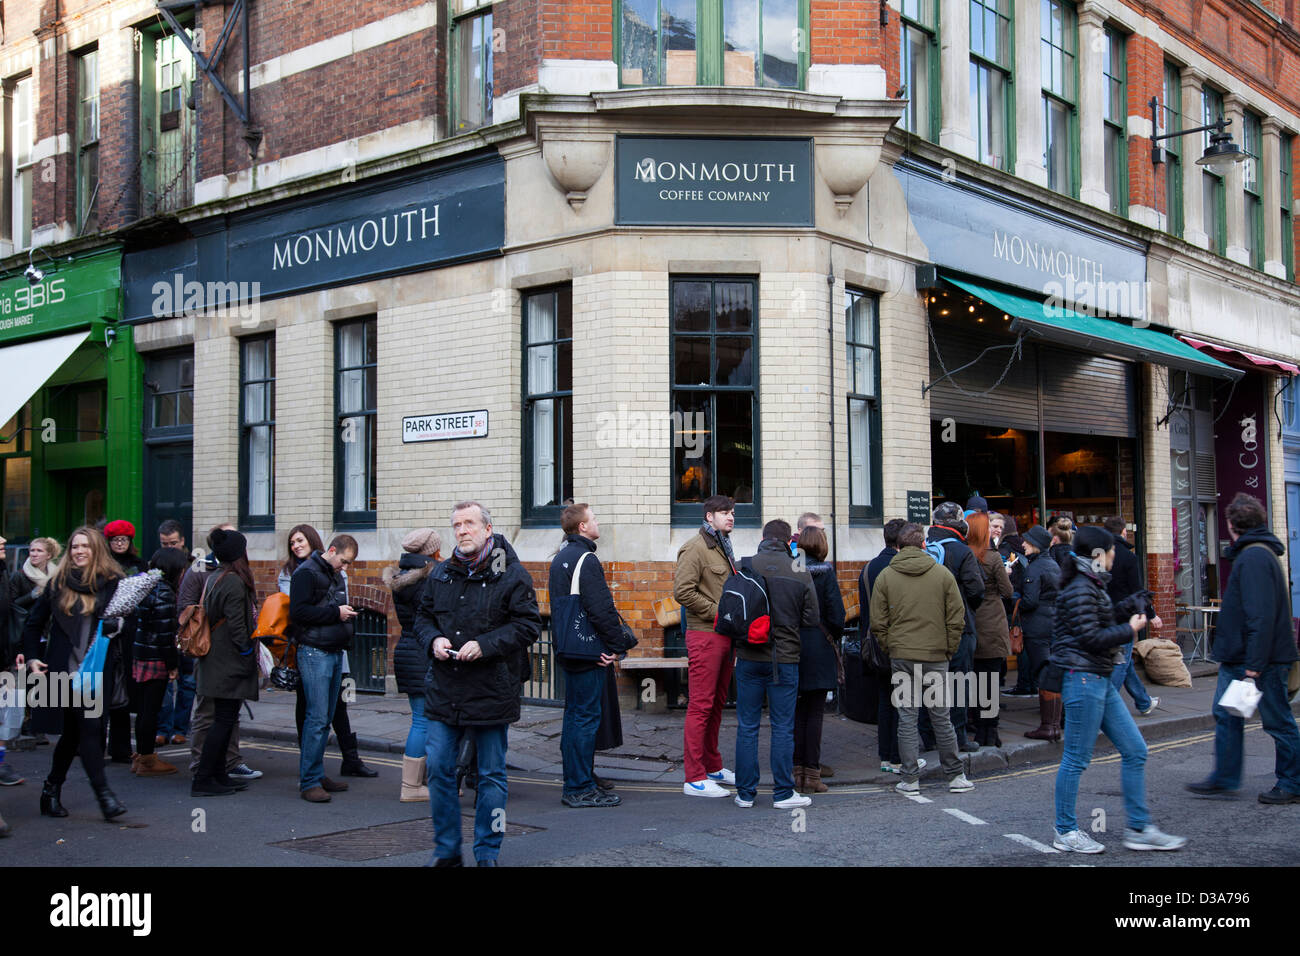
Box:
[70,622,109,703]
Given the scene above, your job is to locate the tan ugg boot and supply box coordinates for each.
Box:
[401,756,430,803]
[134,753,178,776]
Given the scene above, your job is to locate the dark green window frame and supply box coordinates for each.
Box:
[616,0,809,89]
[900,0,940,142]
[969,0,1015,172]
[845,288,881,523]
[138,17,196,216]
[1040,0,1079,198]
[0,403,33,540]
[239,334,275,530]
[670,276,760,527]
[1102,26,1126,216]
[1203,86,1227,256]
[75,47,99,235]
[450,0,494,134]
[521,285,573,527]
[1162,61,1184,238]
[1282,132,1294,282]
[1243,110,1264,271]
[334,318,377,529]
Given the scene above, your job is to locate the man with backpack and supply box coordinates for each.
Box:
[926,502,985,753]
[674,495,740,798]
[727,519,820,809]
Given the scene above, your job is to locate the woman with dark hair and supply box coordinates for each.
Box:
[21,527,126,820]
[793,526,844,794]
[386,528,442,802]
[192,529,260,797]
[967,513,1012,747]
[1020,526,1062,740]
[129,547,189,776]
[1049,525,1185,854]
[280,524,377,779]
[104,520,148,574]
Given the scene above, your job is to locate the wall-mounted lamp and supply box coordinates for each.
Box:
[24,247,58,285]
[104,325,117,348]
[1148,96,1248,172]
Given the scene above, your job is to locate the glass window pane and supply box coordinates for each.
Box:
[526,292,555,344]
[154,393,175,429]
[177,390,193,426]
[3,457,31,539]
[760,0,799,89]
[853,346,876,395]
[339,322,364,367]
[245,339,266,381]
[714,336,753,386]
[673,280,711,331]
[244,383,264,425]
[340,369,364,415]
[0,414,17,454]
[621,0,659,85]
[674,394,711,503]
[342,415,367,512]
[248,424,272,516]
[532,399,556,507]
[848,398,869,506]
[723,0,760,87]
[715,282,753,330]
[715,391,754,504]
[675,337,711,386]
[557,340,572,393]
[527,343,555,396]
[664,0,697,85]
[903,23,931,136]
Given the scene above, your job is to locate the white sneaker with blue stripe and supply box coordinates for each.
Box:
[683,779,730,798]
[707,768,736,785]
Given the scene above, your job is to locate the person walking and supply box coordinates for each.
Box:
[414,501,540,866]
[673,494,740,798]
[154,518,190,746]
[1187,493,1300,804]
[926,502,985,753]
[129,548,188,776]
[387,527,442,803]
[870,523,973,795]
[550,503,632,809]
[9,537,60,644]
[968,513,1012,747]
[1019,526,1063,740]
[20,527,127,820]
[280,525,377,781]
[1049,525,1185,853]
[191,530,261,797]
[793,524,843,794]
[1103,517,1159,716]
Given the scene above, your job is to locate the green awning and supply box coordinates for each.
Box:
[944,277,1243,381]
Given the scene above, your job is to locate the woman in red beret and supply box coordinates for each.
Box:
[103,520,148,575]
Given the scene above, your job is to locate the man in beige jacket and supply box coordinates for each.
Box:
[673,495,739,797]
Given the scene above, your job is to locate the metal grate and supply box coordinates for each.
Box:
[351,608,388,694]
[523,626,563,704]
[270,815,545,862]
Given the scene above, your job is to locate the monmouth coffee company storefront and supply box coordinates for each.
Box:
[0,246,143,549]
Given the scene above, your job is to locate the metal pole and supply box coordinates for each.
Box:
[827,256,838,568]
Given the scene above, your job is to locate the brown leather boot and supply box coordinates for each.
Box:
[804,766,829,793]
[133,753,179,776]
[793,765,805,793]
[1024,691,1063,741]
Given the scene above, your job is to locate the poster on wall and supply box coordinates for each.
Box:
[1214,373,1268,582]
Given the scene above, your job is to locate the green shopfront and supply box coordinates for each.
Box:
[0,247,143,547]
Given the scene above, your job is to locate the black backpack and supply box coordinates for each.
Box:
[714,558,772,647]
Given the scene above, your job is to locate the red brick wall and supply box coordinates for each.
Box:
[1127,35,1164,215]
[498,0,543,99]
[541,0,612,62]
[1145,552,1177,641]
[811,0,879,66]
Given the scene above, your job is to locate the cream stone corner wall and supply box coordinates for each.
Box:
[877,269,931,521]
[270,306,334,538]
[192,322,240,540]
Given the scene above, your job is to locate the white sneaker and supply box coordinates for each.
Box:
[1138,697,1160,716]
[734,794,754,808]
[707,768,736,785]
[683,779,730,798]
[895,779,920,794]
[1122,825,1187,851]
[1053,829,1105,854]
[948,773,975,793]
[882,757,927,775]
[774,792,811,809]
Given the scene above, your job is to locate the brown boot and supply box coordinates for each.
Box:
[804,766,829,793]
[1024,691,1063,741]
[134,753,179,776]
[321,776,349,793]
[819,763,834,778]
[793,765,806,793]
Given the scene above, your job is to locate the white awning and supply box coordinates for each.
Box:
[0,330,91,429]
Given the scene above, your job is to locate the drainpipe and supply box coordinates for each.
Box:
[828,257,838,567]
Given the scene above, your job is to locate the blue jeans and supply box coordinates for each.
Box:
[1055,669,1150,834]
[157,672,195,737]
[949,630,976,739]
[426,721,508,863]
[1208,662,1300,793]
[405,694,429,759]
[734,659,799,802]
[1110,643,1153,712]
[560,667,605,796]
[297,646,343,791]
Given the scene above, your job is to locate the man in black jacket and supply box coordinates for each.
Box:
[1104,517,1159,716]
[734,520,820,810]
[550,503,630,809]
[290,534,358,803]
[415,501,540,865]
[927,502,984,752]
[1188,494,1300,804]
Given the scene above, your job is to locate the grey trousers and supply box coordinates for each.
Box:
[188,695,243,773]
[890,659,964,783]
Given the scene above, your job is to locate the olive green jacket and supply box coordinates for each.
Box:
[673,529,736,632]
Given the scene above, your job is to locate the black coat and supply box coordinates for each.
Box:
[798,562,844,692]
[0,566,10,670]
[414,535,541,726]
[132,578,180,672]
[1106,537,1142,606]
[390,552,435,696]
[196,570,259,701]
[1018,551,1060,644]
[1212,529,1297,673]
[21,569,121,735]
[548,535,628,673]
[288,551,353,652]
[926,526,984,639]
[1048,558,1131,676]
[742,541,820,665]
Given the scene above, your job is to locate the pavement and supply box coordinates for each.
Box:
[235,661,1271,788]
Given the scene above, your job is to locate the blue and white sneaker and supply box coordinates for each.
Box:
[683,779,729,798]
[228,763,263,780]
[707,768,736,786]
[734,794,754,808]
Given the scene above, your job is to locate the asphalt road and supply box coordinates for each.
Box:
[2,724,1297,867]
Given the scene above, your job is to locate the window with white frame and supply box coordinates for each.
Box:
[452,0,494,133]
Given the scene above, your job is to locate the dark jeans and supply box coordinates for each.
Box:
[195,698,241,782]
[158,673,195,737]
[877,680,900,762]
[949,631,975,741]
[560,666,605,796]
[1208,662,1300,793]
[107,707,132,759]
[1010,649,1038,693]
[295,682,354,748]
[50,707,108,789]
[734,659,799,802]
[133,679,168,756]
[972,657,1002,738]
[793,690,826,769]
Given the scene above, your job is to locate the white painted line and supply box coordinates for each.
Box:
[943,808,988,826]
[1003,833,1061,854]
[901,793,933,804]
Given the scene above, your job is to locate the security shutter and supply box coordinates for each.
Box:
[1038,345,1137,438]
[928,320,1039,430]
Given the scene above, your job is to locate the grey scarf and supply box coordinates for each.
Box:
[701,522,736,569]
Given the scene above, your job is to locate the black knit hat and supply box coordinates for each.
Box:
[210,528,247,564]
[1023,525,1052,552]
[1073,526,1114,560]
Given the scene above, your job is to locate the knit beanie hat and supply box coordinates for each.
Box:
[931,501,968,536]
[965,494,989,514]
[1073,526,1113,561]
[210,528,248,564]
[402,528,442,556]
[1023,525,1052,552]
[104,519,136,539]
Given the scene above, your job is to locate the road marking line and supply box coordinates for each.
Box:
[901,793,933,804]
[1003,833,1060,854]
[943,808,987,825]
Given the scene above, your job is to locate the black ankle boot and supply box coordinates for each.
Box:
[339,733,379,777]
[40,780,68,818]
[92,783,126,821]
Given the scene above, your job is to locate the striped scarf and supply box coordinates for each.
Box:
[451,537,496,575]
[701,522,736,571]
